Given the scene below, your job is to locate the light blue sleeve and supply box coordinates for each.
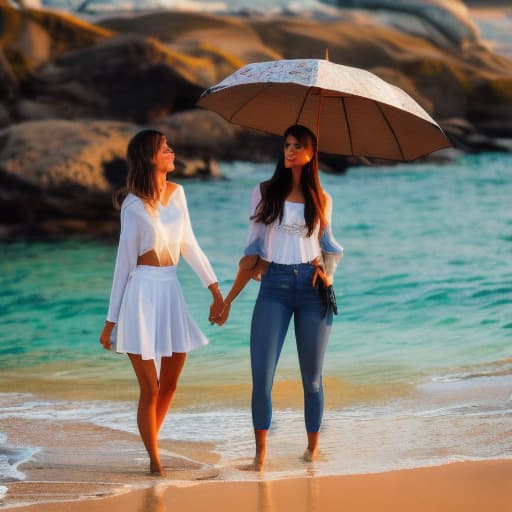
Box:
[320,192,343,278]
[243,185,270,261]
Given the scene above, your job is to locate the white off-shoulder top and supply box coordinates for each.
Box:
[106,185,217,323]
[244,185,344,277]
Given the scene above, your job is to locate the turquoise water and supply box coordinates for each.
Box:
[1,153,511,480]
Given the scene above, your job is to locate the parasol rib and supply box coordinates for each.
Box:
[228,83,275,126]
[340,97,354,155]
[316,88,323,145]
[375,102,405,160]
[295,87,312,127]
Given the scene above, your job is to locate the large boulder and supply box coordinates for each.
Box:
[331,0,481,51]
[99,10,280,67]
[0,3,111,78]
[0,119,220,239]
[0,48,17,104]
[14,34,212,123]
[0,119,134,193]
[0,119,133,239]
[4,3,512,137]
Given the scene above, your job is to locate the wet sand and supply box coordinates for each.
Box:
[3,459,512,512]
[0,416,220,509]
[2,412,511,511]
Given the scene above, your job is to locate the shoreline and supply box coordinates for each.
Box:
[3,459,512,512]
[1,355,511,507]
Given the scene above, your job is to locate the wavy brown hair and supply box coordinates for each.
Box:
[113,129,166,209]
[253,124,327,236]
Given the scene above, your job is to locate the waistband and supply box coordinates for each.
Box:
[132,264,177,280]
[269,262,314,271]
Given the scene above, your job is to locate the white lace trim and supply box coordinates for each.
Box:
[275,223,308,237]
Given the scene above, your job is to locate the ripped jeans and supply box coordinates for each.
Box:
[250,262,333,433]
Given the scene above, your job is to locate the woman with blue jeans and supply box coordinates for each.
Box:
[215,124,343,469]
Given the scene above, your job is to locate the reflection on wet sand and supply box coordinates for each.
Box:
[140,484,166,512]
[256,468,320,512]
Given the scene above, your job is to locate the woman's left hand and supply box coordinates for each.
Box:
[208,283,224,324]
[311,257,332,287]
[215,301,231,326]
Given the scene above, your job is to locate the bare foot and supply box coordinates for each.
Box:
[238,458,264,472]
[149,461,167,477]
[238,429,267,471]
[302,448,318,463]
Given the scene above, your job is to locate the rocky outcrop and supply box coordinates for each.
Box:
[332,0,481,51]
[1,1,512,239]
[99,10,281,65]
[0,3,111,78]
[2,2,512,136]
[0,118,222,239]
[15,34,210,123]
[95,4,512,135]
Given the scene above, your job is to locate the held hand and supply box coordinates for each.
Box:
[99,321,115,350]
[209,294,225,324]
[208,282,224,324]
[215,302,231,326]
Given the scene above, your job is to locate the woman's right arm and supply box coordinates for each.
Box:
[100,205,139,349]
[215,186,269,326]
[215,255,268,326]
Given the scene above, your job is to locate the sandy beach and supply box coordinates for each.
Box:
[1,408,511,511]
[4,459,512,512]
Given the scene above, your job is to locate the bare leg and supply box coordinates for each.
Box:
[254,429,267,469]
[303,431,319,462]
[240,429,267,471]
[128,354,166,476]
[156,353,187,432]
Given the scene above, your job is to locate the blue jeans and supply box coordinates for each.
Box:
[250,262,333,433]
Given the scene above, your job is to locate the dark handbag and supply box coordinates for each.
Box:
[318,281,338,318]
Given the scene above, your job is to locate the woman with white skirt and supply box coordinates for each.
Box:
[99,129,224,476]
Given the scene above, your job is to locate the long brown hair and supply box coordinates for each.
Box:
[253,124,327,236]
[113,129,166,209]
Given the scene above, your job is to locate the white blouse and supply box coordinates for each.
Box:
[244,184,344,277]
[106,185,217,323]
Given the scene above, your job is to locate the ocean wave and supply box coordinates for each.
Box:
[429,359,512,384]
[0,433,38,482]
[0,388,511,481]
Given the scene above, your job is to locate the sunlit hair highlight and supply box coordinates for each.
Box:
[113,129,166,209]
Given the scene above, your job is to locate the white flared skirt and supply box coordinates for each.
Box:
[113,265,208,360]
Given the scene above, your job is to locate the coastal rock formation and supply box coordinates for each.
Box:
[2,2,512,136]
[1,1,512,239]
[331,0,481,51]
[0,118,222,239]
[0,119,133,239]
[0,1,111,74]
[20,34,210,123]
[98,10,281,65]
[91,5,512,138]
